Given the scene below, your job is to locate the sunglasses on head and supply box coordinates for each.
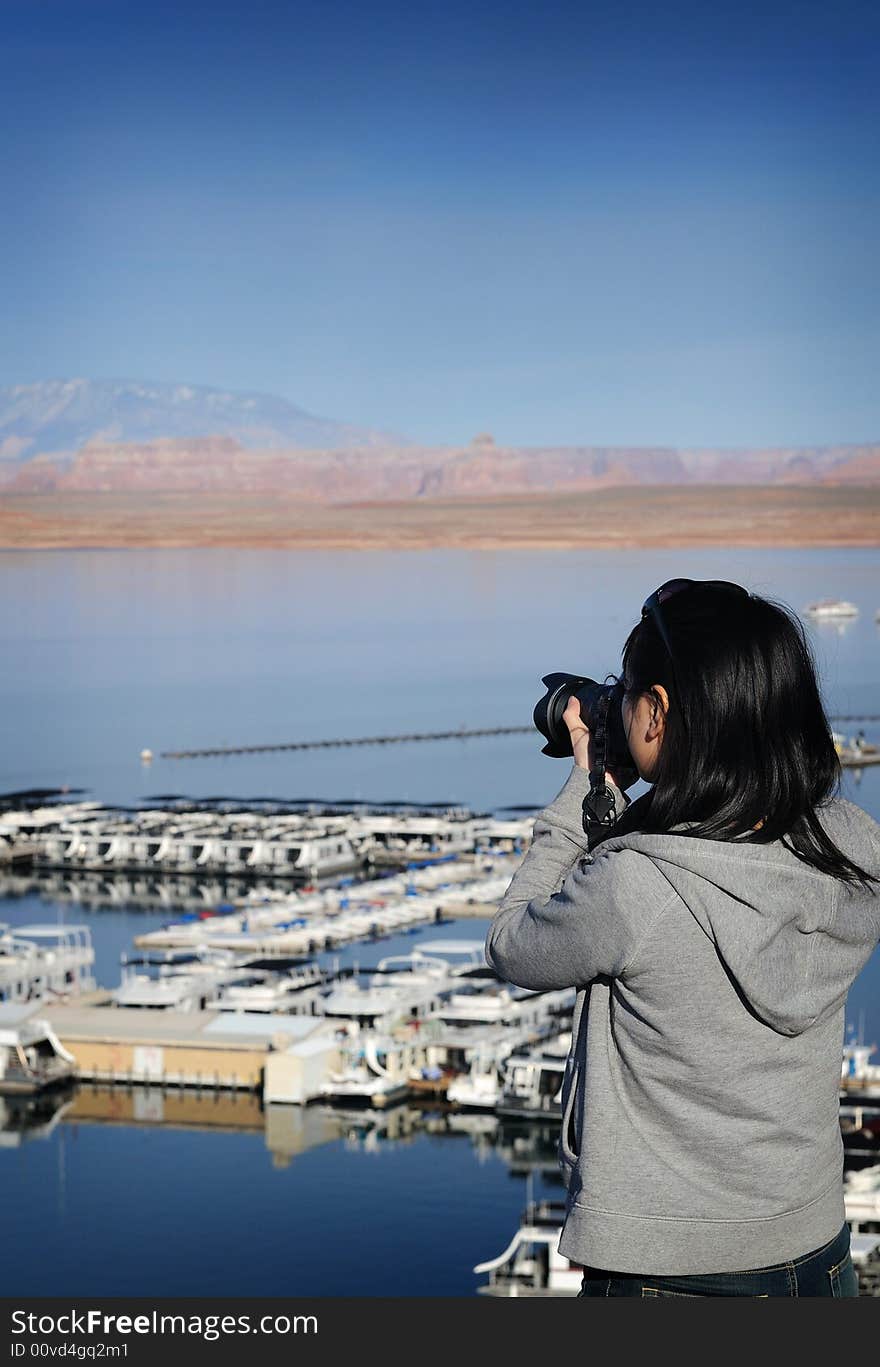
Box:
[641,578,751,665]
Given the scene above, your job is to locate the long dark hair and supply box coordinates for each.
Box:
[609,583,878,891]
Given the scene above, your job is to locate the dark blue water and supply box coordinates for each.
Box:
[2,547,878,1294]
[2,1088,545,1296]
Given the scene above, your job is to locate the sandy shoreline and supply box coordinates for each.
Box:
[0,484,878,550]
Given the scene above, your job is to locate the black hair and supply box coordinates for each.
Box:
[609,584,878,891]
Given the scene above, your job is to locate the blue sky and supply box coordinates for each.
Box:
[2,0,878,446]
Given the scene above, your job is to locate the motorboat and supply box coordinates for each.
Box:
[318,1063,410,1107]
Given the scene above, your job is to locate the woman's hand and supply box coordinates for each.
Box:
[563,694,593,771]
[563,695,620,788]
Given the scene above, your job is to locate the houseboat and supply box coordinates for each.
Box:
[111,946,255,1011]
[0,924,96,1004]
[803,600,859,620]
[496,1039,570,1119]
[0,1012,77,1094]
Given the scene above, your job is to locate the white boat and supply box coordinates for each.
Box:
[0,1013,77,1094]
[803,599,859,619]
[496,1040,571,1118]
[319,977,444,1029]
[435,982,573,1027]
[0,924,96,1004]
[376,940,487,978]
[111,946,255,1011]
[842,1043,880,1090]
[850,1234,880,1297]
[474,1199,583,1296]
[111,970,215,1012]
[211,962,327,1014]
[447,1064,502,1109]
[447,1021,571,1110]
[844,1164,880,1223]
[319,1065,410,1107]
[835,734,880,768]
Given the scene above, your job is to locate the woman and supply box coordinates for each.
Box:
[485,579,880,1297]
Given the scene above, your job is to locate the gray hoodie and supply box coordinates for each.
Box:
[484,763,880,1275]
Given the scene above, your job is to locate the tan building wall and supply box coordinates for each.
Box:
[57,1035,265,1090]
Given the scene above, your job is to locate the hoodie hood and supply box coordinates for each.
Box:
[595,796,880,1037]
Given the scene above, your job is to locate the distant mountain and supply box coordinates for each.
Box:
[0,378,411,463]
[0,380,877,499]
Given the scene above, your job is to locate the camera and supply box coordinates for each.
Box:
[533,672,639,790]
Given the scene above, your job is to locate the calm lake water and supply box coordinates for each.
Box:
[1,546,878,1294]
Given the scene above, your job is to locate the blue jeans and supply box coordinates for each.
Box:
[576,1221,859,1297]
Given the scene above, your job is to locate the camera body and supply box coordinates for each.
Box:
[533,671,639,791]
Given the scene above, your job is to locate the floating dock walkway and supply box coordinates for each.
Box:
[161,725,534,759]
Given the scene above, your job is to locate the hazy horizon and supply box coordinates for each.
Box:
[5,376,880,453]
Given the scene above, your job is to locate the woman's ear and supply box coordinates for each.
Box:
[648,684,670,738]
[652,683,670,713]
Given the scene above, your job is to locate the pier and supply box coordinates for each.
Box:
[161,724,533,759]
[156,715,879,761]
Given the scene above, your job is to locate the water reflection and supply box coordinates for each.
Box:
[0,1081,564,1179]
[0,1083,76,1147]
[0,869,317,914]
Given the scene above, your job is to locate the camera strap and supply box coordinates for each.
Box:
[581,687,618,850]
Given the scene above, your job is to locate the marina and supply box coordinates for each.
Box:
[1,778,878,1121]
[2,546,879,1296]
[3,835,876,1292]
[0,936,578,1109]
[1,899,876,1127]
